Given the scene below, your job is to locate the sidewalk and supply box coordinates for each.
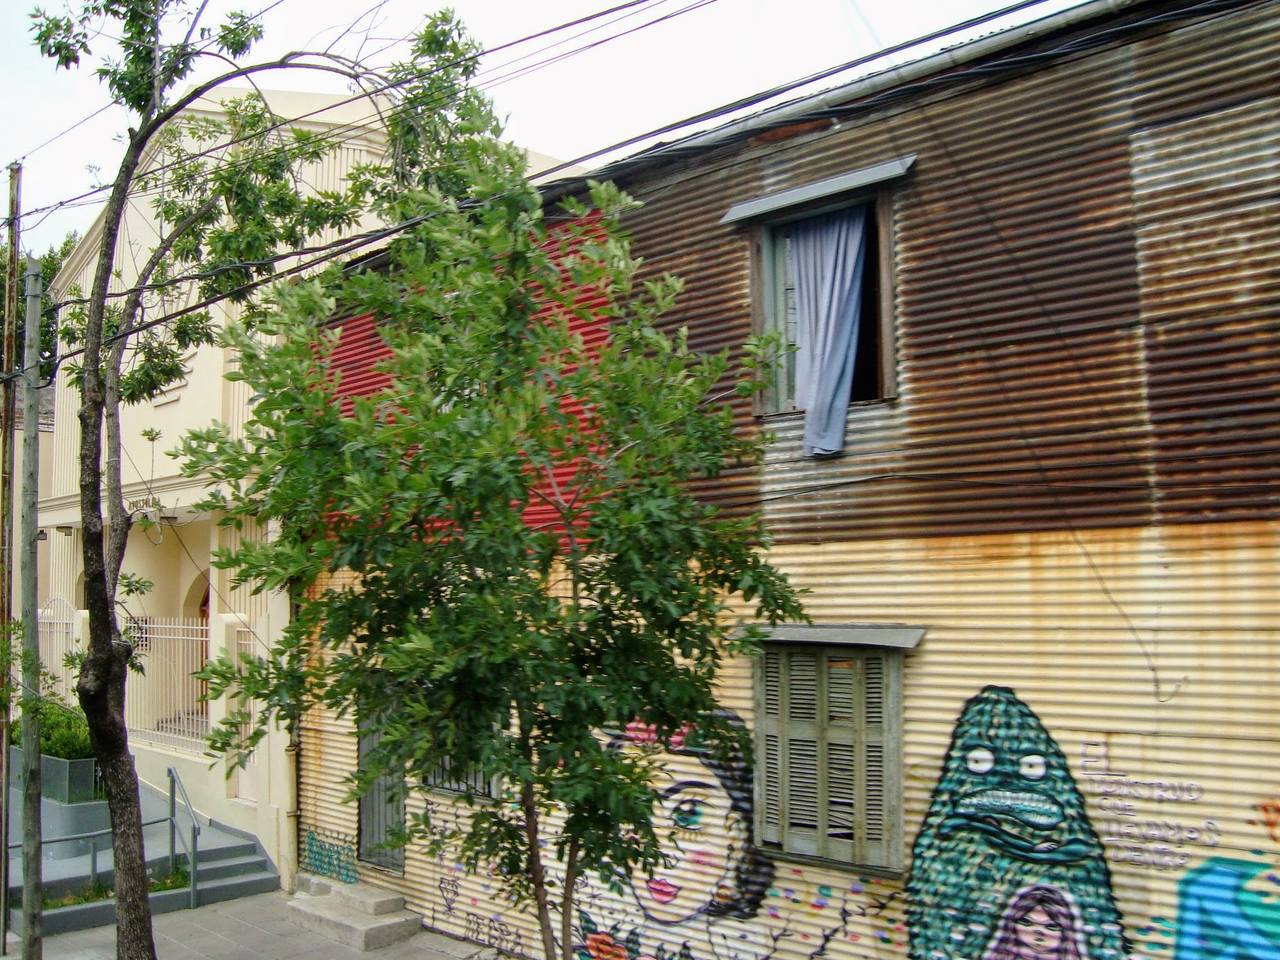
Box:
[42,891,474,960]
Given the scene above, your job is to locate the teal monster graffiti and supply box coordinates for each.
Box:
[906,686,1127,960]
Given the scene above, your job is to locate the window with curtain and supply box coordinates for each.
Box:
[763,200,891,456]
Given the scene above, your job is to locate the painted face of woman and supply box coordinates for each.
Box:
[631,758,746,926]
[1014,906,1064,958]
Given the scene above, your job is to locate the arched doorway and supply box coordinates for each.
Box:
[181,571,210,621]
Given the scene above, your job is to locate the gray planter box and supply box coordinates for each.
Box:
[9,885,193,936]
[8,746,100,804]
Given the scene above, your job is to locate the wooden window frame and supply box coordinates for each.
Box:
[756,189,899,416]
[754,642,903,872]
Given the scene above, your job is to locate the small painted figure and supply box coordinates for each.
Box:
[984,886,1087,960]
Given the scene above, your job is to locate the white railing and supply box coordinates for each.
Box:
[38,597,80,702]
[124,617,211,753]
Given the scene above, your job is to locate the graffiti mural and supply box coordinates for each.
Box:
[1172,857,1280,960]
[566,711,902,960]
[906,686,1127,960]
[982,885,1087,960]
[302,828,359,884]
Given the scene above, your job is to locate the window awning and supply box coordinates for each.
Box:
[767,623,925,649]
[720,155,916,225]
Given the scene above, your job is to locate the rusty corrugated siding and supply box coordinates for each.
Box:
[612,0,1279,544]
[297,520,1280,960]
[296,6,1280,960]
[626,154,764,515]
[1130,3,1280,526]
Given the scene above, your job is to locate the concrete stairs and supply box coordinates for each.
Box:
[192,841,281,905]
[288,873,422,951]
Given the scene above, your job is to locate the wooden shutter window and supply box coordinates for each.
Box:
[756,644,900,870]
[862,654,888,859]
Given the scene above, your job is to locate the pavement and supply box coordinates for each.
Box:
[41,891,470,960]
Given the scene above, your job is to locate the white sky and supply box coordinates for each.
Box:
[2,0,1083,252]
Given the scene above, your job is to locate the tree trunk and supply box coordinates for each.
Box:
[90,687,156,960]
[559,837,579,960]
[76,124,158,960]
[520,778,558,960]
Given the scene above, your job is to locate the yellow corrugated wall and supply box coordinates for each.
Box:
[298,518,1280,960]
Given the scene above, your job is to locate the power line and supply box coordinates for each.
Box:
[8,0,294,166]
[24,0,1243,385]
[21,0,1101,232]
[16,0,671,226]
[38,0,1088,315]
[13,104,116,166]
[26,0,696,252]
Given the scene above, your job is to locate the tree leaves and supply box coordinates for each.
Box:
[169,15,807,958]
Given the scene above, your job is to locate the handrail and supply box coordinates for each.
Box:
[6,817,169,849]
[167,767,201,908]
[4,770,205,906]
[167,767,201,840]
[6,815,186,893]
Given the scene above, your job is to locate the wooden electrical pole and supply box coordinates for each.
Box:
[0,159,21,958]
[19,256,42,960]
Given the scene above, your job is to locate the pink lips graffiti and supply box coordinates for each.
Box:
[646,878,681,904]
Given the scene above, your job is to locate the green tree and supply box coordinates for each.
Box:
[177,116,804,960]
[29,3,493,956]
[1,230,77,379]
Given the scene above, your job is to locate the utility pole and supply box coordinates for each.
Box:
[0,159,21,957]
[19,256,41,960]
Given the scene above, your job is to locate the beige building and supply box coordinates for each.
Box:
[39,87,390,885]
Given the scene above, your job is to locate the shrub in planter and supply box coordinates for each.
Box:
[9,695,95,760]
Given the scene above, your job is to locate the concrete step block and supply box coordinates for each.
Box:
[287,893,421,951]
[296,872,333,896]
[327,881,406,916]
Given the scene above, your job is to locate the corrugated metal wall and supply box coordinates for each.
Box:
[297,4,1280,960]
[301,520,1280,960]
[620,0,1280,543]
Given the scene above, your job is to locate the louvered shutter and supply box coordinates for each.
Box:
[859,653,889,867]
[825,654,857,863]
[784,650,821,855]
[757,644,900,868]
[760,651,783,845]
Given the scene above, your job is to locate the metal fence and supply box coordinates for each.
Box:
[124,617,211,753]
[37,597,79,702]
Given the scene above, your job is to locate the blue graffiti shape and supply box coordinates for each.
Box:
[304,829,359,884]
[1175,858,1280,960]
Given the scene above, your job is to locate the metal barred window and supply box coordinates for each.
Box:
[423,760,496,799]
[756,644,902,869]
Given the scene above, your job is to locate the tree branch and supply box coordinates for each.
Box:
[143,52,375,141]
[103,193,219,591]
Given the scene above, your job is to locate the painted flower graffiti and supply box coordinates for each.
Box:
[585,930,638,960]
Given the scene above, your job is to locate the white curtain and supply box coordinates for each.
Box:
[791,206,867,457]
